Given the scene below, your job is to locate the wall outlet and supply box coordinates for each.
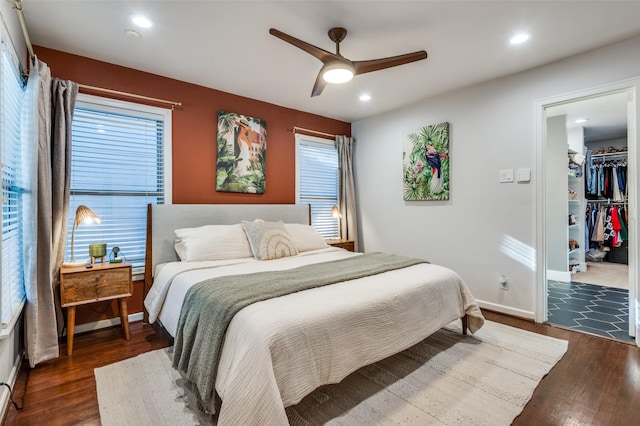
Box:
[499,274,509,290]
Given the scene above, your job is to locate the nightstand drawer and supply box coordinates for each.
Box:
[61,267,131,306]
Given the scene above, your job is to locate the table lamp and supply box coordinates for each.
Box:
[331,205,342,240]
[62,205,101,267]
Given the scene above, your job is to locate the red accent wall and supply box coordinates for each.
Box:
[34,46,351,328]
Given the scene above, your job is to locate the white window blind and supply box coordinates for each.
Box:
[0,38,26,326]
[65,95,172,272]
[296,135,339,238]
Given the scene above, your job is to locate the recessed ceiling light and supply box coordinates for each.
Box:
[359,94,371,102]
[574,118,589,124]
[509,32,530,45]
[124,29,141,39]
[130,14,154,29]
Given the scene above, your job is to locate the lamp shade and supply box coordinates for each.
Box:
[331,205,342,218]
[74,205,101,228]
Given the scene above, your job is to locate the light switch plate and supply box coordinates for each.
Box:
[499,169,514,183]
[516,168,531,182]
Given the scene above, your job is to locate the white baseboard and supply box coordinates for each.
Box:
[73,312,144,335]
[547,269,571,282]
[476,299,535,320]
[0,352,22,421]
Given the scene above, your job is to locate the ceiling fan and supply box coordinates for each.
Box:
[269,27,428,97]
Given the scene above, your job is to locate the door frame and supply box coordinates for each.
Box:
[535,78,639,345]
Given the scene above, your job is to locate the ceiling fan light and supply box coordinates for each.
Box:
[322,63,354,84]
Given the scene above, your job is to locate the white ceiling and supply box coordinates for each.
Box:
[21,1,640,124]
[547,92,630,144]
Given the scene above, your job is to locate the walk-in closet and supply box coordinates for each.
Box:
[545,91,633,342]
[575,142,628,286]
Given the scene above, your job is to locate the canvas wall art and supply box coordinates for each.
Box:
[402,122,450,201]
[216,111,267,194]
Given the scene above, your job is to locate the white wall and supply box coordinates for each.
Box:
[545,115,569,279]
[0,1,27,419]
[352,35,640,318]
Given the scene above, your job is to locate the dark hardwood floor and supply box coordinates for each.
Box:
[3,311,639,425]
[3,321,173,426]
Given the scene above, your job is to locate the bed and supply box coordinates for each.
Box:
[143,203,484,425]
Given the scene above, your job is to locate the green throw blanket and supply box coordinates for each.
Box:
[172,252,428,413]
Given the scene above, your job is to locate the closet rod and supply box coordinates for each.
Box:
[292,126,337,139]
[78,84,182,109]
[587,200,627,205]
[591,151,627,158]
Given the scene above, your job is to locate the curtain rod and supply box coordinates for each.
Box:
[14,0,35,60]
[292,126,336,139]
[78,84,182,110]
[12,1,182,110]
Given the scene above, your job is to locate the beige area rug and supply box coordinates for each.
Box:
[95,321,568,426]
[573,261,629,289]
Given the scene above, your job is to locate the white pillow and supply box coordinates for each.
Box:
[241,220,298,260]
[284,223,329,252]
[174,224,253,261]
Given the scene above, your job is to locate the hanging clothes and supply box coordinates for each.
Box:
[586,157,627,201]
[618,206,628,242]
[618,165,627,195]
[587,163,596,195]
[591,208,605,244]
[610,207,622,247]
[612,167,623,202]
[585,150,593,194]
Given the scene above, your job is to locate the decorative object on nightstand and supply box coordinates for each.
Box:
[89,242,107,265]
[327,239,355,252]
[109,246,125,263]
[62,205,101,267]
[60,262,132,355]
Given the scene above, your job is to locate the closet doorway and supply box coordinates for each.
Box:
[543,88,636,342]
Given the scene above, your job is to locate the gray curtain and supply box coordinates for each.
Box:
[25,58,78,367]
[335,135,358,251]
[49,77,78,333]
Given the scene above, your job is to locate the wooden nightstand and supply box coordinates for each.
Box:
[326,239,355,252]
[60,262,132,355]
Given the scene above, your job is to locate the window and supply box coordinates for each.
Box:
[66,94,172,273]
[0,34,26,326]
[295,134,339,238]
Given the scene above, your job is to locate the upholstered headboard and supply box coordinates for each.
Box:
[143,203,310,320]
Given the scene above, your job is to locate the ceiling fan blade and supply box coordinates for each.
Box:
[353,51,428,75]
[270,28,340,63]
[311,70,328,97]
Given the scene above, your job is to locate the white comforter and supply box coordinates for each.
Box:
[144,248,484,425]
